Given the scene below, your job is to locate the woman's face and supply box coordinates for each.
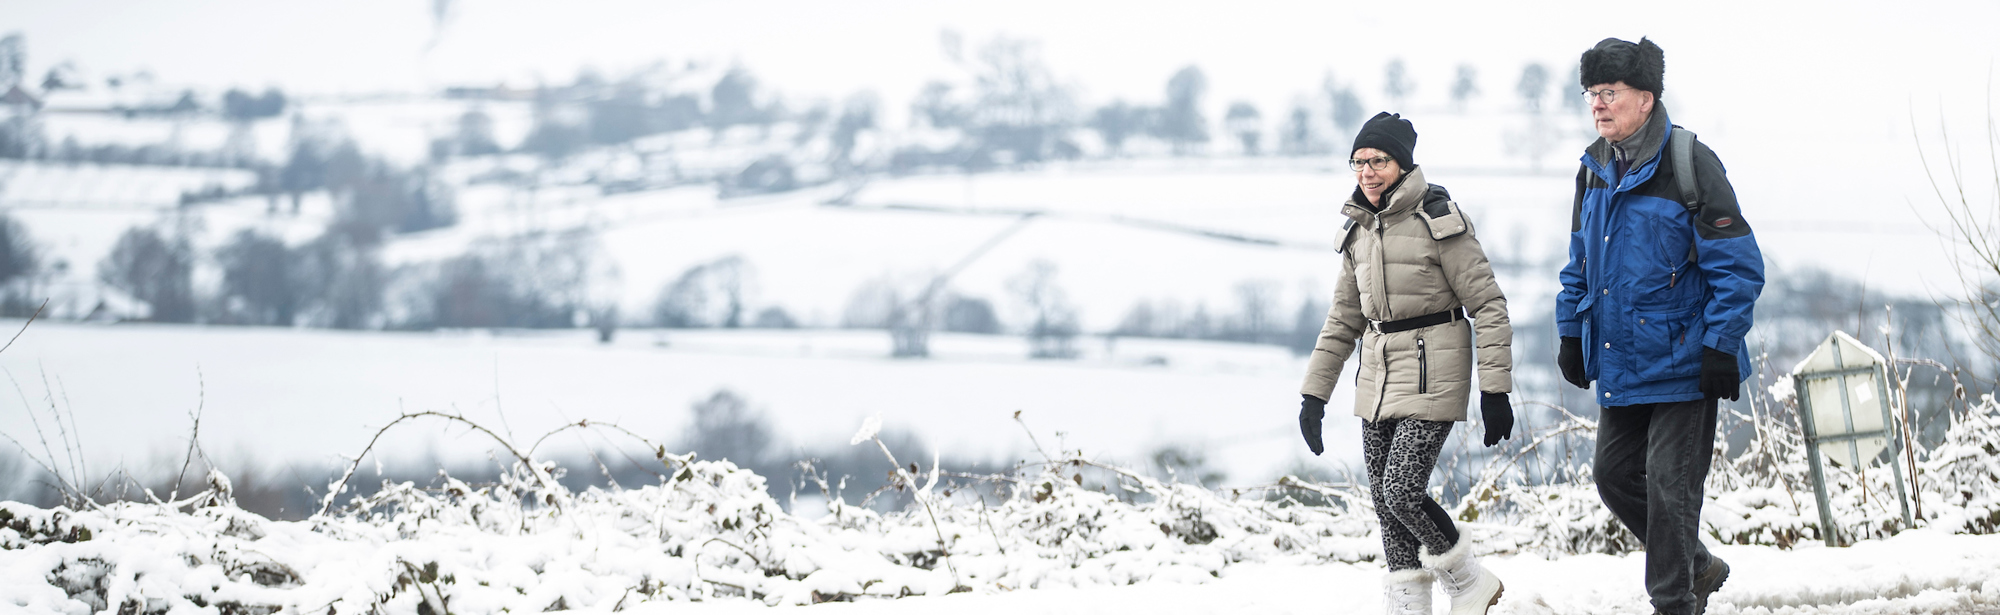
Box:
[1352,147,1403,204]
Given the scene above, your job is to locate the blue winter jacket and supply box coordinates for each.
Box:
[1556,105,1764,407]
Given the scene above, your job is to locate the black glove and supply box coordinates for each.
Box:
[1480,392,1513,447]
[1558,336,1588,389]
[1299,395,1327,456]
[1700,347,1741,401]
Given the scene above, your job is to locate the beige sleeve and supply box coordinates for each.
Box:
[1438,217,1514,394]
[1301,252,1367,400]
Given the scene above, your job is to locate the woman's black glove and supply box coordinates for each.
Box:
[1700,348,1741,401]
[1299,394,1327,455]
[1558,336,1588,388]
[1480,392,1514,447]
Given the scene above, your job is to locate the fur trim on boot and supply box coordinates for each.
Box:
[1383,569,1435,615]
[1420,540,1503,615]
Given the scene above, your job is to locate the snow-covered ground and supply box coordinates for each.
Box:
[3,435,1995,615]
[629,532,2000,615]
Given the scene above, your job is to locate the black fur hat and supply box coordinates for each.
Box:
[1351,111,1417,170]
[1579,37,1665,98]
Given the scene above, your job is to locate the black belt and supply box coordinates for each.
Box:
[1369,308,1464,334]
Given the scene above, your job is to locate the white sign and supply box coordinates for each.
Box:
[1793,331,1889,467]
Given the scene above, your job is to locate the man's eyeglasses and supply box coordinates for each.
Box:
[1581,87,1636,105]
[1348,156,1394,172]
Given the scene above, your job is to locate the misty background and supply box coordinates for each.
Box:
[0,0,1997,520]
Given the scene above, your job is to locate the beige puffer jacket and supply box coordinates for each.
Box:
[1301,166,1513,422]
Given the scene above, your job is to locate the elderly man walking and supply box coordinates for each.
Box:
[1555,37,1765,615]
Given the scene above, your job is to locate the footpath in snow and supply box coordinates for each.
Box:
[623,530,2000,615]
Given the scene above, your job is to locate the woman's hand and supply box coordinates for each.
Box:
[1480,392,1514,447]
[1299,395,1327,455]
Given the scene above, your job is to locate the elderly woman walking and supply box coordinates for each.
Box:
[1296,112,1516,615]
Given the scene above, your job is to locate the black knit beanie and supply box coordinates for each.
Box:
[1350,111,1417,170]
[1579,37,1665,98]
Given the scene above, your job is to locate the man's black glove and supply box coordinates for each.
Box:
[1480,392,1513,447]
[1700,347,1741,401]
[1558,336,1588,388]
[1299,394,1327,456]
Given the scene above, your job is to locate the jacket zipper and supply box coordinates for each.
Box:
[1372,217,1392,422]
[1417,337,1429,394]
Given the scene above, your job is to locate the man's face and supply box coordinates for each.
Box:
[1587,81,1654,142]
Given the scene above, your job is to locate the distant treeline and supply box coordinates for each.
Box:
[3,30,1598,190]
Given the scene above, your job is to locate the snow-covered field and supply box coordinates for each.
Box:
[0,320,1350,486]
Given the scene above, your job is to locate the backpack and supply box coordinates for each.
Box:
[1571,126,1704,264]
[1669,126,1702,265]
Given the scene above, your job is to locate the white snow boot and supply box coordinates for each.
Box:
[1382,568,1434,615]
[1421,540,1503,615]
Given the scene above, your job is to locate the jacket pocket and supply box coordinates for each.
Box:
[1630,307,1703,381]
[1417,337,1429,394]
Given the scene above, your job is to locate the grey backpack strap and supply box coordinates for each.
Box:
[1671,126,1701,264]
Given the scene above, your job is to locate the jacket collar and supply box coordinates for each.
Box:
[1585,101,1671,173]
[1343,166,1429,227]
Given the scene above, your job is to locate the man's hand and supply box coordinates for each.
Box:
[1700,348,1741,401]
[1558,336,1588,388]
[1299,395,1327,456]
[1480,392,1513,447]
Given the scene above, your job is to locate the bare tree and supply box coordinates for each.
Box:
[1383,59,1415,110]
[0,212,40,316]
[656,255,754,328]
[965,36,1076,163]
[1008,259,1080,359]
[709,67,765,128]
[1323,72,1367,145]
[1160,66,1210,155]
[831,92,879,170]
[1230,279,1281,344]
[1915,108,2000,383]
[1089,101,1154,157]
[1517,63,1550,114]
[1563,65,1586,112]
[100,227,196,323]
[678,389,775,469]
[911,80,967,130]
[215,230,300,326]
[1225,102,1263,156]
[1115,300,1158,338]
[1278,100,1321,156]
[1289,294,1327,356]
[1450,64,1480,113]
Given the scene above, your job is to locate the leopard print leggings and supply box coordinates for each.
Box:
[1362,417,1461,571]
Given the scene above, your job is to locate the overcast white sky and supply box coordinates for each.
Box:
[6,0,2000,292]
[7,0,1998,121]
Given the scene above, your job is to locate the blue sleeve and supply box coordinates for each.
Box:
[1687,144,1764,363]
